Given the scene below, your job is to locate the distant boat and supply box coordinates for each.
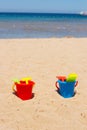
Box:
[80,11,87,16]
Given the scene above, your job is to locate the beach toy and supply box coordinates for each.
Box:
[21,77,32,84]
[56,76,66,82]
[66,73,78,82]
[12,78,35,100]
[55,80,78,98]
[13,78,20,84]
[55,74,78,98]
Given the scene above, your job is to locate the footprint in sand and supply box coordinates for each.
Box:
[79,112,87,125]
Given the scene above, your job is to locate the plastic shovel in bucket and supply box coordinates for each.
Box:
[12,78,35,100]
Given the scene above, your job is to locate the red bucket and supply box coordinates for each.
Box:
[12,80,35,100]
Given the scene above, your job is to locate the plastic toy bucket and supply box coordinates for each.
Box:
[55,80,78,98]
[12,80,35,100]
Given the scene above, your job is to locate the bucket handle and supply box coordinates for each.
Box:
[12,83,16,93]
[55,80,78,89]
[55,81,59,90]
[12,82,35,93]
[75,81,78,87]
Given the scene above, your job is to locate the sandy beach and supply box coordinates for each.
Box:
[0,38,87,130]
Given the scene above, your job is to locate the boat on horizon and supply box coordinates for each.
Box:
[80,11,87,16]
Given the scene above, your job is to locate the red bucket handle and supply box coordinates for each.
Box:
[12,83,16,93]
[55,81,59,90]
[75,81,78,87]
[12,81,35,93]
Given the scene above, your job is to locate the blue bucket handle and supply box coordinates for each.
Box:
[75,81,78,87]
[55,80,78,90]
[55,81,59,90]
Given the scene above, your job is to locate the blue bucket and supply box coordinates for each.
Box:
[56,80,78,98]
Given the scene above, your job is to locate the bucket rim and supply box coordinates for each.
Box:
[58,79,76,83]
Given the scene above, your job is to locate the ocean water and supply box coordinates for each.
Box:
[0,12,87,38]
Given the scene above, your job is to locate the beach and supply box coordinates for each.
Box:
[0,37,87,130]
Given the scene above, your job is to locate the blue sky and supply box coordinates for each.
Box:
[0,0,87,13]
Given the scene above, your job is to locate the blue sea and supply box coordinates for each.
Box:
[0,12,87,38]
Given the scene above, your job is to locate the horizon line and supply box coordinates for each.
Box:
[0,11,80,14]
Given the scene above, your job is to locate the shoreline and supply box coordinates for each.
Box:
[0,36,87,40]
[0,36,87,38]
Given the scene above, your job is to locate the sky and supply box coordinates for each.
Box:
[0,0,87,13]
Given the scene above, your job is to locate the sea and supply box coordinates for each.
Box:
[0,12,87,38]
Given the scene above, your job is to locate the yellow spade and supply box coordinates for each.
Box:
[13,78,20,84]
[12,78,20,92]
[21,77,32,84]
[66,73,78,82]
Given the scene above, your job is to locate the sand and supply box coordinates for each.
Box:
[0,38,87,130]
